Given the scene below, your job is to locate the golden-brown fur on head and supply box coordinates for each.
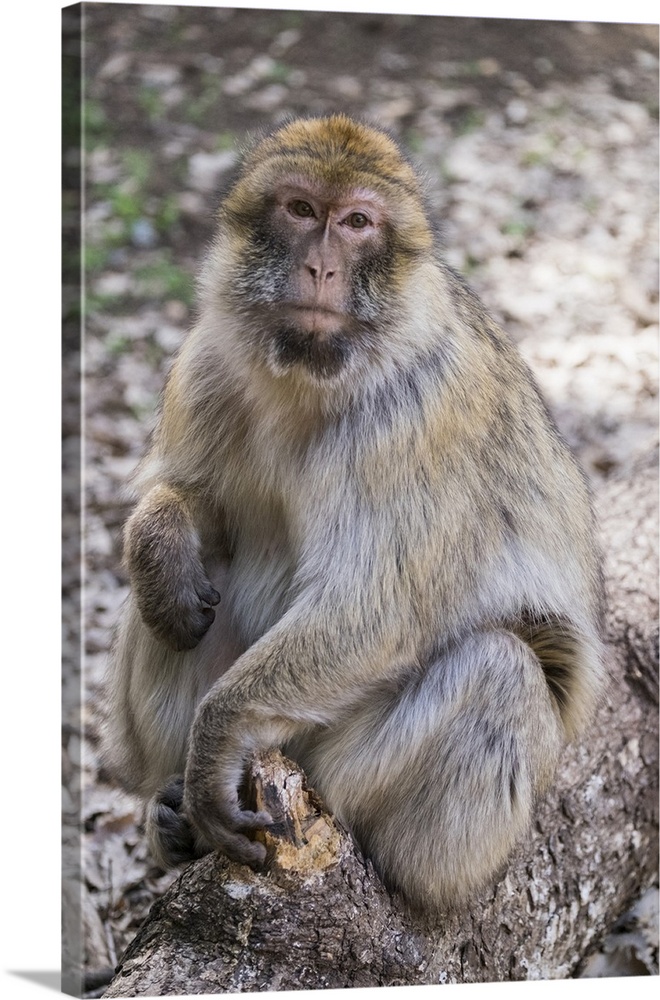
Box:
[221,114,434,256]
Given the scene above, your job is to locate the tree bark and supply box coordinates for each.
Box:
[104,452,658,995]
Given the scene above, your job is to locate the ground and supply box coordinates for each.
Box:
[62,5,659,994]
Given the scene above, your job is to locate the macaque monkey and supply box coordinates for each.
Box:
[103,114,603,910]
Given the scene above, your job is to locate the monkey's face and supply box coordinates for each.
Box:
[215,116,435,386]
[233,181,399,382]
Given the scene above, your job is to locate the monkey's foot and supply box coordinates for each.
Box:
[146,775,209,869]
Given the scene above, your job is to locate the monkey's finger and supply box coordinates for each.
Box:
[219,831,268,867]
[197,584,221,606]
[234,808,274,830]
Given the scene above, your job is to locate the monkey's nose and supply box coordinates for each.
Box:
[307,264,335,283]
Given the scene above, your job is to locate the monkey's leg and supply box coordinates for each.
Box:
[295,629,564,912]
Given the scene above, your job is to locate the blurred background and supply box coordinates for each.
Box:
[65,3,658,993]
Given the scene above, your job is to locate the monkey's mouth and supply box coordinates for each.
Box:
[281,303,349,335]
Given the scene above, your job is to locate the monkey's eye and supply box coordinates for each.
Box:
[289,200,315,219]
[346,212,370,229]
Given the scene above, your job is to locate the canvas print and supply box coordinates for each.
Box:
[62,2,659,996]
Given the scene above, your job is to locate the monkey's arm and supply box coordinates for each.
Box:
[124,483,221,651]
[183,576,411,864]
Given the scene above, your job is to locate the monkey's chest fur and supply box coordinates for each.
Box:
[225,518,297,646]
[215,432,308,647]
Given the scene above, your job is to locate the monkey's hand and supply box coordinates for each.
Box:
[125,484,221,651]
[183,688,283,867]
[134,560,221,652]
